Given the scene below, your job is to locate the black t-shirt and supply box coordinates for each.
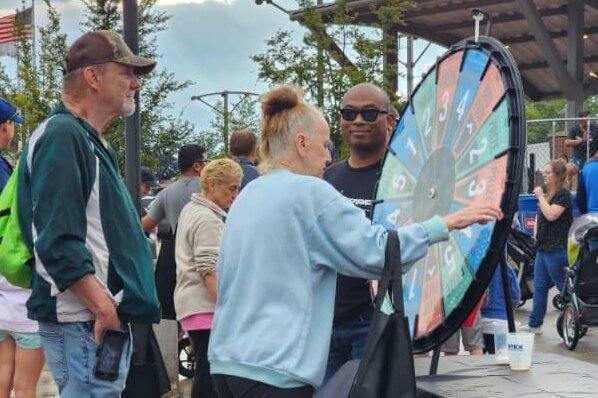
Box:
[324,159,382,323]
[535,188,573,251]
[568,124,598,163]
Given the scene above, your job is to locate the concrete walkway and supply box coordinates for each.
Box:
[32,290,598,397]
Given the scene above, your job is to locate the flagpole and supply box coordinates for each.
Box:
[31,0,36,73]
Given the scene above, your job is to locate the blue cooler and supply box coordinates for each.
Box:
[517,193,581,236]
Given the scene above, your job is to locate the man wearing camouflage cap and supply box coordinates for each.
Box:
[17,31,160,396]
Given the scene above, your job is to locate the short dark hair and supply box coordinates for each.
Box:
[178,144,206,172]
[230,129,257,157]
[579,110,591,118]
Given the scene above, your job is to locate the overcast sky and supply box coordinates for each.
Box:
[0,0,443,132]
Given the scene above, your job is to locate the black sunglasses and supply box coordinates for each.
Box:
[340,108,388,122]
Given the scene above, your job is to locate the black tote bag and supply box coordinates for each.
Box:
[349,229,416,398]
[316,230,416,398]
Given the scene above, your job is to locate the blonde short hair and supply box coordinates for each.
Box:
[200,158,243,192]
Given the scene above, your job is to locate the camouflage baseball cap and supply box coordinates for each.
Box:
[64,30,156,75]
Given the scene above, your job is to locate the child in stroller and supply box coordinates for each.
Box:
[557,216,598,350]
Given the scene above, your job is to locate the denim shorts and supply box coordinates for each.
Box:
[38,321,132,397]
[0,330,42,349]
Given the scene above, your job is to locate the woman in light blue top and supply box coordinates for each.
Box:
[208,86,503,398]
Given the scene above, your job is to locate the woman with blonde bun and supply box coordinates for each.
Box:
[208,86,503,397]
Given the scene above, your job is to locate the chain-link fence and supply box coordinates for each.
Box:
[523,117,598,193]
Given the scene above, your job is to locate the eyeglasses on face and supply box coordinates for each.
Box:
[340,108,388,122]
[197,159,210,164]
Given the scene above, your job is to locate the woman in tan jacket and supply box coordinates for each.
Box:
[175,158,243,398]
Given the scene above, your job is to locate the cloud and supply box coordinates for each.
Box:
[156,0,236,6]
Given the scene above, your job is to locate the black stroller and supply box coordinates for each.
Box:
[557,226,598,350]
[506,229,536,307]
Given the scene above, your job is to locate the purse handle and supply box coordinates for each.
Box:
[373,229,405,316]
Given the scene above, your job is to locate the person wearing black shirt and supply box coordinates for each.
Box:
[322,83,395,384]
[565,110,598,188]
[522,160,573,334]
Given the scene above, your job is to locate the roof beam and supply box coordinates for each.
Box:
[516,0,579,97]
[519,54,598,70]
[405,0,512,18]
[585,0,598,11]
[502,25,598,46]
[521,77,543,101]
[583,78,598,98]
[431,5,567,33]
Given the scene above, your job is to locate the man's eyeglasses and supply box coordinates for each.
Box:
[340,108,388,122]
[197,159,210,164]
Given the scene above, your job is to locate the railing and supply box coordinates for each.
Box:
[522,117,597,193]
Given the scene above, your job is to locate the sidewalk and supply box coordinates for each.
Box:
[34,369,191,398]
[34,291,598,396]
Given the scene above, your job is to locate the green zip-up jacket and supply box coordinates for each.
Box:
[17,103,161,324]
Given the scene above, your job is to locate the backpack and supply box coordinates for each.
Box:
[0,160,33,288]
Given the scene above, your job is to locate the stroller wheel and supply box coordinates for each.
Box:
[552,294,565,311]
[517,299,527,308]
[562,303,580,351]
[178,336,195,379]
[556,312,564,339]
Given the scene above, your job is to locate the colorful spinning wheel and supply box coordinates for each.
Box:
[372,36,526,353]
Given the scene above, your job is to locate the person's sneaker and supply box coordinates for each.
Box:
[519,325,543,334]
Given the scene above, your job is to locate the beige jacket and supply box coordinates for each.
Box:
[174,194,226,320]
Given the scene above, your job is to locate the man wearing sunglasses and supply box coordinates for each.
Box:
[322,83,396,384]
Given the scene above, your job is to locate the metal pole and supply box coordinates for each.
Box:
[223,91,229,154]
[551,121,556,159]
[500,252,516,333]
[123,0,142,215]
[316,0,324,108]
[429,347,441,375]
[407,35,414,97]
[587,119,591,161]
[31,0,36,72]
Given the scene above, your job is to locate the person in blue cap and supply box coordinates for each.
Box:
[0,98,46,398]
[0,97,24,191]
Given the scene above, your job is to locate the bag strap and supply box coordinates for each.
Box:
[373,230,405,316]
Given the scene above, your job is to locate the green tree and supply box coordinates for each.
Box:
[3,0,66,152]
[80,0,195,174]
[197,97,261,159]
[525,99,566,144]
[251,0,413,159]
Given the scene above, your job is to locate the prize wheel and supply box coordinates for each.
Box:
[372,36,526,353]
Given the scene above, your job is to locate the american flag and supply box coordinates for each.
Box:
[0,7,33,57]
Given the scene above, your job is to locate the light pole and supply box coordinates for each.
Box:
[191,91,260,154]
[122,0,141,214]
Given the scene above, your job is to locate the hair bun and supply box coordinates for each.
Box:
[261,86,301,117]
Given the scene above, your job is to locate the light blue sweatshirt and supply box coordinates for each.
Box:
[208,170,448,388]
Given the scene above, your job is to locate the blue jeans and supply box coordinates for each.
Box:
[323,309,372,385]
[38,321,132,397]
[529,247,567,327]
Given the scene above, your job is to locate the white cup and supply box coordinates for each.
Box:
[493,321,509,364]
[507,332,534,371]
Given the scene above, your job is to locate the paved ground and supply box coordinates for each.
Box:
[32,290,598,397]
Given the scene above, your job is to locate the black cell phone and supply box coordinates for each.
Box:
[93,329,128,381]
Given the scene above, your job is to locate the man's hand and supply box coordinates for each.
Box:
[69,274,121,341]
[443,204,503,231]
[93,306,121,342]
